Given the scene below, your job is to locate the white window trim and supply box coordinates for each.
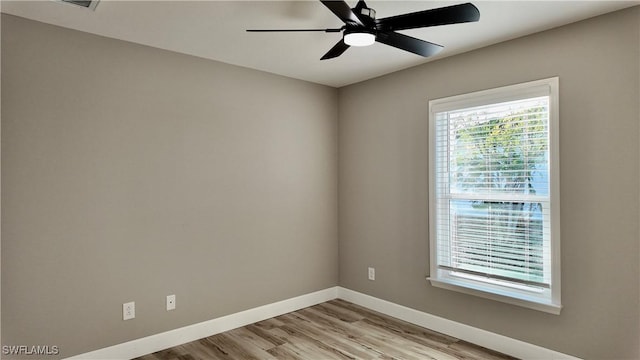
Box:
[427,77,561,315]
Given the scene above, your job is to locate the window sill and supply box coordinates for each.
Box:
[427,277,562,315]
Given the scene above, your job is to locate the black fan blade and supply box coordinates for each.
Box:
[321,39,350,60]
[353,0,376,26]
[376,31,443,57]
[247,28,342,33]
[354,0,368,12]
[320,0,364,26]
[376,3,480,31]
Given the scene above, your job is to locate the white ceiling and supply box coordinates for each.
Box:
[2,0,638,87]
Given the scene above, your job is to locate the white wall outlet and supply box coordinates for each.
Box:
[166,294,176,311]
[123,301,135,320]
[368,267,375,281]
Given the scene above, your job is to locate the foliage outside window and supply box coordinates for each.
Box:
[428,78,561,314]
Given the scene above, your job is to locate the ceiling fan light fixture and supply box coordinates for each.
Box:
[344,30,375,47]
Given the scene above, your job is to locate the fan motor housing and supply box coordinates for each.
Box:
[358,7,376,20]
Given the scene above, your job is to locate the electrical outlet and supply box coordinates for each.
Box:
[368,267,375,281]
[123,301,135,320]
[166,294,176,311]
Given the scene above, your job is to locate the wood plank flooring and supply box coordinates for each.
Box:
[134,299,517,360]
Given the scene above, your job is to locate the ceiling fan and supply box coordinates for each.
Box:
[247,1,480,60]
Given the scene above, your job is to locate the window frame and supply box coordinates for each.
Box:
[428,77,561,314]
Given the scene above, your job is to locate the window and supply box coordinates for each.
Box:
[428,78,561,314]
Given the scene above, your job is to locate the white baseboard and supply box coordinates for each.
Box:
[66,286,579,360]
[65,287,338,359]
[337,287,581,360]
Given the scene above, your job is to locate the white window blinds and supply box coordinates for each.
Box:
[429,78,561,313]
[435,96,551,288]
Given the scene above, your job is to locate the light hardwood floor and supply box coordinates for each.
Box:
[135,299,517,360]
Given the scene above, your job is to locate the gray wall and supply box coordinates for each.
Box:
[338,7,639,360]
[1,14,338,358]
